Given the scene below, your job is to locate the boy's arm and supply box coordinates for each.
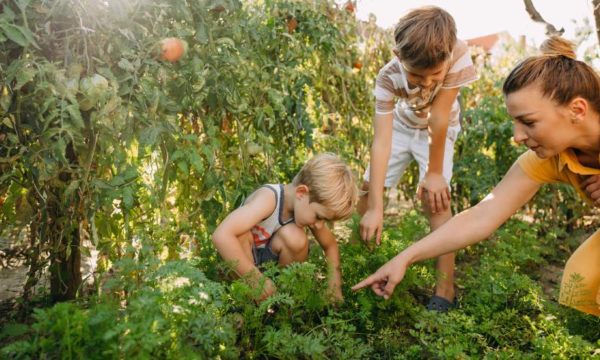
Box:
[211,189,276,298]
[352,164,541,298]
[419,87,460,214]
[310,224,343,301]
[361,112,394,244]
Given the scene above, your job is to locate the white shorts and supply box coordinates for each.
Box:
[364,120,461,188]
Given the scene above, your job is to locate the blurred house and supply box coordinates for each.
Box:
[466,32,525,56]
[466,31,527,65]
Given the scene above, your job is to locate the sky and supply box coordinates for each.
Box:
[344,0,595,47]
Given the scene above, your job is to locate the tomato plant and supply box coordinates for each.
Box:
[1,1,598,358]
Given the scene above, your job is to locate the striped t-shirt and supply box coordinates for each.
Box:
[373,39,478,129]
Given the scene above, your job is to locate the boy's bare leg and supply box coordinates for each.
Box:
[362,176,455,299]
[364,178,455,299]
[428,207,455,301]
[357,181,390,215]
[270,224,309,266]
[357,181,371,215]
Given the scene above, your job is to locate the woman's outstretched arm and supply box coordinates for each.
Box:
[352,163,541,298]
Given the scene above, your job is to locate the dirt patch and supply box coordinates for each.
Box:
[0,239,97,303]
[0,266,40,302]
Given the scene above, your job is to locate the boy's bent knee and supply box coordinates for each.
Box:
[420,197,452,219]
[357,181,370,215]
[274,224,308,254]
[419,191,432,214]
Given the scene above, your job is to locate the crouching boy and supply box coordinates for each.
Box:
[212,153,358,301]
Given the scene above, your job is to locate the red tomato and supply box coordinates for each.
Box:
[287,16,298,33]
[344,1,355,13]
[160,38,186,63]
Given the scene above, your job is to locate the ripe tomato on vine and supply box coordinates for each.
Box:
[160,38,187,63]
[287,16,298,33]
[344,1,355,13]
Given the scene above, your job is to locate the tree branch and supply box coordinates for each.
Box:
[593,0,600,47]
[523,0,564,36]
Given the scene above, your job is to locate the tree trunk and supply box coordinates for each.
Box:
[21,210,42,306]
[49,141,83,302]
[49,226,82,302]
[593,0,600,47]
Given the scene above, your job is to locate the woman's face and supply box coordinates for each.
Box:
[505,85,576,159]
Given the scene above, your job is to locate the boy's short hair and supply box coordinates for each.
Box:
[393,6,456,69]
[292,153,358,221]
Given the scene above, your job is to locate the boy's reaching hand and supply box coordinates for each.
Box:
[326,269,344,303]
[417,172,450,214]
[351,255,408,299]
[257,277,277,302]
[328,283,344,303]
[360,208,384,245]
[582,175,600,206]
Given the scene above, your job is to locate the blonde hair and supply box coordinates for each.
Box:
[393,6,456,69]
[503,36,600,112]
[292,153,358,221]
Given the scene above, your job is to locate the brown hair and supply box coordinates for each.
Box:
[292,153,358,221]
[503,36,600,112]
[393,6,456,69]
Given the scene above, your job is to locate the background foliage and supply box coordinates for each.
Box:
[0,0,598,358]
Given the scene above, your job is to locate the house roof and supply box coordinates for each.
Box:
[466,33,501,52]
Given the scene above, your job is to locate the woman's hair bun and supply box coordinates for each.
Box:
[540,36,577,60]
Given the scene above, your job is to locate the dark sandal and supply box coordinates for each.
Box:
[426,295,458,312]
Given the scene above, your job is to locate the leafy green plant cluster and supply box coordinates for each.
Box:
[2,260,237,359]
[3,214,598,359]
[0,0,387,302]
[1,0,598,358]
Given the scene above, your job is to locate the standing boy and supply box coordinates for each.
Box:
[358,6,477,311]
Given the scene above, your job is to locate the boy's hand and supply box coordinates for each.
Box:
[417,172,450,214]
[351,255,408,299]
[582,175,600,206]
[328,284,344,303]
[326,271,344,303]
[360,208,384,245]
[257,277,276,302]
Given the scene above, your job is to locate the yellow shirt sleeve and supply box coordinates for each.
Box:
[516,150,562,184]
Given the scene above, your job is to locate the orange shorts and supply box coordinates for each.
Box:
[559,228,600,317]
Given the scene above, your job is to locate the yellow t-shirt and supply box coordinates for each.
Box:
[518,149,600,316]
[517,149,600,203]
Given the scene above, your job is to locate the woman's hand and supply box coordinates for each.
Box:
[351,255,409,299]
[582,175,600,206]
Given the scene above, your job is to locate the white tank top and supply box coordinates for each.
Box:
[248,184,295,248]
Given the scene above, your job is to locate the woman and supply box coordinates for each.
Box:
[352,36,600,316]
